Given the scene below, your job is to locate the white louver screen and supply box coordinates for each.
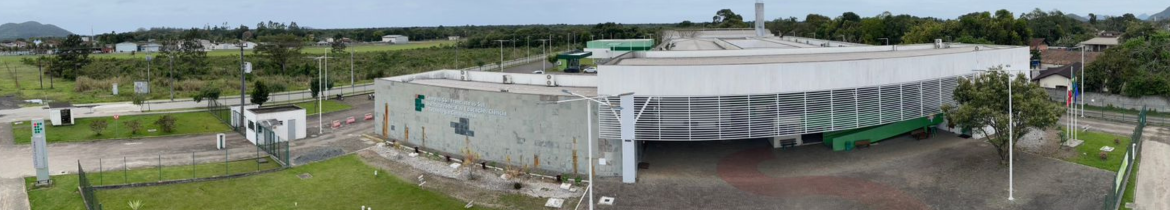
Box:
[598,74,968,141]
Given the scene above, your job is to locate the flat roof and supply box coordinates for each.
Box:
[613,45,1018,66]
[407,79,597,96]
[249,105,304,114]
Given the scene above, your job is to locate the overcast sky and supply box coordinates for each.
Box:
[3,0,1167,34]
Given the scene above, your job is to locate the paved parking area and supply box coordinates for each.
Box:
[592,133,1114,210]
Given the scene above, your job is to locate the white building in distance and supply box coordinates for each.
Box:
[381,35,409,44]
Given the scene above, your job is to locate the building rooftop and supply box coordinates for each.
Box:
[382,70,599,96]
[249,105,304,114]
[612,45,1019,66]
[408,79,597,96]
[1080,37,1120,46]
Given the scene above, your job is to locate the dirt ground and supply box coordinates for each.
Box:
[355,150,560,210]
[591,132,1113,210]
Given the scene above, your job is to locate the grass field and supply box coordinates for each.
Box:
[1066,130,1132,171]
[0,41,451,104]
[12,111,231,144]
[94,155,493,210]
[266,99,352,115]
[25,157,280,210]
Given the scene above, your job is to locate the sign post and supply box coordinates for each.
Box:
[32,118,51,186]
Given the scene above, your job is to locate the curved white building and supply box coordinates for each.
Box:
[375,29,1028,183]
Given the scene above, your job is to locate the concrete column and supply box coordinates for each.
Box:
[620,94,636,183]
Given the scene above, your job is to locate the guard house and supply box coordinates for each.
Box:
[47,102,75,126]
[556,51,593,73]
[232,105,307,144]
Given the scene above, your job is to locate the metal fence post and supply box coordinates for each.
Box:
[99,158,103,185]
[225,148,229,175]
[158,154,162,181]
[123,156,127,183]
[192,152,196,179]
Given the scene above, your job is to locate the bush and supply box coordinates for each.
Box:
[90,119,109,136]
[123,120,142,134]
[154,115,177,133]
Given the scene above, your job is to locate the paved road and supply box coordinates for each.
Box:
[0,83,375,124]
[0,123,29,210]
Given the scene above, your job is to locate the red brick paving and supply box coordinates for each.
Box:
[717,148,928,210]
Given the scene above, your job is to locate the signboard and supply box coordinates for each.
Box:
[419,96,507,118]
[113,115,120,120]
[112,83,118,95]
[244,62,253,74]
[134,81,149,94]
[31,119,50,184]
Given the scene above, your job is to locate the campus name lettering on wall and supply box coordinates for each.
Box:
[425,97,508,118]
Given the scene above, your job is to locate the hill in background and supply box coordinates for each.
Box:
[0,21,73,41]
[1150,6,1170,21]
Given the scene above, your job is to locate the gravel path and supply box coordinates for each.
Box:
[370,145,581,199]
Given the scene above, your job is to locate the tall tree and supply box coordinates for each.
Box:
[942,69,1062,163]
[251,80,270,106]
[712,9,747,28]
[330,33,348,54]
[50,34,91,80]
[255,34,304,75]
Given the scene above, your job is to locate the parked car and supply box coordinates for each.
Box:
[533,70,545,74]
[584,67,597,73]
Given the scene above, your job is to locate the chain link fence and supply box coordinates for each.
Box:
[78,161,102,210]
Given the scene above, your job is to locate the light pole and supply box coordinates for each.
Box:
[309,55,329,135]
[549,90,634,210]
[169,54,174,101]
[238,39,247,133]
[350,48,355,95]
[975,68,1025,201]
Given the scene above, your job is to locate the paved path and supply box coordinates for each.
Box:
[0,178,29,210]
[1136,126,1170,210]
[0,83,374,124]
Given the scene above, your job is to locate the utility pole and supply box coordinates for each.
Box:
[537,39,548,71]
[494,40,507,72]
[37,57,43,89]
[455,37,460,69]
[350,48,354,95]
[238,39,246,133]
[169,54,174,101]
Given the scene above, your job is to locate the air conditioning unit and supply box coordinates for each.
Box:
[934,39,943,49]
[545,74,557,87]
[460,71,468,81]
[502,75,514,84]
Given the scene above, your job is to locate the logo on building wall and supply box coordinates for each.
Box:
[414,94,426,112]
[451,118,474,137]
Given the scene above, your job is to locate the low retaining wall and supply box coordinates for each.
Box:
[1044,88,1170,112]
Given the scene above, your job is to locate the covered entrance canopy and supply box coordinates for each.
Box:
[556,51,593,73]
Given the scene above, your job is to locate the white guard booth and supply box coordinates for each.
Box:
[233,105,307,144]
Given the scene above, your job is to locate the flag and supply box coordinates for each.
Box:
[1066,89,1072,107]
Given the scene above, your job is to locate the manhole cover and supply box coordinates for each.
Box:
[298,173,313,180]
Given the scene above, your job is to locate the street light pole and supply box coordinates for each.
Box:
[169,54,174,101]
[350,48,355,95]
[975,69,1019,201]
[238,39,246,133]
[537,39,549,71]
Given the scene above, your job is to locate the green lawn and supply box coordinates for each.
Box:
[94,155,493,210]
[267,100,352,115]
[25,157,280,210]
[1065,130,1133,171]
[12,111,231,144]
[1122,160,1139,209]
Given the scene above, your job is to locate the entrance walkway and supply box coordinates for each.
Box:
[1136,126,1170,210]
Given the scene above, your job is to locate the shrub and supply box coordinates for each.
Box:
[90,119,109,136]
[154,115,177,133]
[123,120,142,134]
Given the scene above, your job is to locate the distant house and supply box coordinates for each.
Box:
[1040,49,1099,68]
[448,36,461,41]
[1079,36,1120,52]
[1029,38,1048,52]
[215,42,256,50]
[1031,62,1082,89]
[141,43,162,52]
[381,35,409,44]
[115,42,138,53]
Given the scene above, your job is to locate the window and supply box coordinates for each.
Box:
[248,120,254,130]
